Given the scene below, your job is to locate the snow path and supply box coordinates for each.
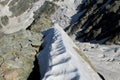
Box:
[37,23,102,80]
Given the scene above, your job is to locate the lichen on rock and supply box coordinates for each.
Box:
[0,29,42,80]
[28,1,58,32]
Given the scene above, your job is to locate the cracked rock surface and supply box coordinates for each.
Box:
[0,30,42,80]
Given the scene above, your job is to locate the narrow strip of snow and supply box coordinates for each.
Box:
[37,23,102,80]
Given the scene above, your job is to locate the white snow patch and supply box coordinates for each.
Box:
[75,41,120,80]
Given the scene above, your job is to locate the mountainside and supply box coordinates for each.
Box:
[75,41,120,80]
[66,0,120,44]
[0,1,57,80]
[0,0,46,34]
[37,23,102,80]
[0,0,120,80]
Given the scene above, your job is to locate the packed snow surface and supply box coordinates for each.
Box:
[76,42,120,80]
[37,23,102,80]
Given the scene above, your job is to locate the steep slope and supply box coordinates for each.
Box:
[51,0,82,28]
[0,0,119,80]
[66,0,120,44]
[37,23,102,80]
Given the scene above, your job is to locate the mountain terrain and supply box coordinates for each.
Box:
[0,0,120,80]
[66,0,120,44]
[37,23,102,80]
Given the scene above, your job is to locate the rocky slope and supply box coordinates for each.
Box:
[0,30,42,80]
[0,0,58,80]
[0,0,46,34]
[0,0,120,80]
[66,0,120,44]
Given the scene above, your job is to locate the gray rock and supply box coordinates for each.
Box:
[0,29,42,80]
[0,0,45,34]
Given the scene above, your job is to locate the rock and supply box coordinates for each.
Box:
[0,76,5,80]
[66,0,120,45]
[0,56,4,66]
[98,54,105,58]
[0,1,59,80]
[0,0,45,34]
[4,70,18,80]
[1,15,9,26]
[28,1,58,32]
[0,29,42,80]
[83,48,88,51]
[106,58,115,62]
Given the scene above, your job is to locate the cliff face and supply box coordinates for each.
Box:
[67,0,120,44]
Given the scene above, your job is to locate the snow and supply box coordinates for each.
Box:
[37,0,120,80]
[75,42,120,80]
[37,23,102,80]
[51,0,83,28]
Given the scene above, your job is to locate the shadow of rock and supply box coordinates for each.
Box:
[66,0,120,44]
[27,56,41,80]
[97,72,105,80]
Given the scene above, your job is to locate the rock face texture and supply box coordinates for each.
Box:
[0,0,120,80]
[67,0,120,44]
[0,0,45,34]
[28,1,58,32]
[37,23,102,80]
[0,1,58,80]
[0,30,42,80]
